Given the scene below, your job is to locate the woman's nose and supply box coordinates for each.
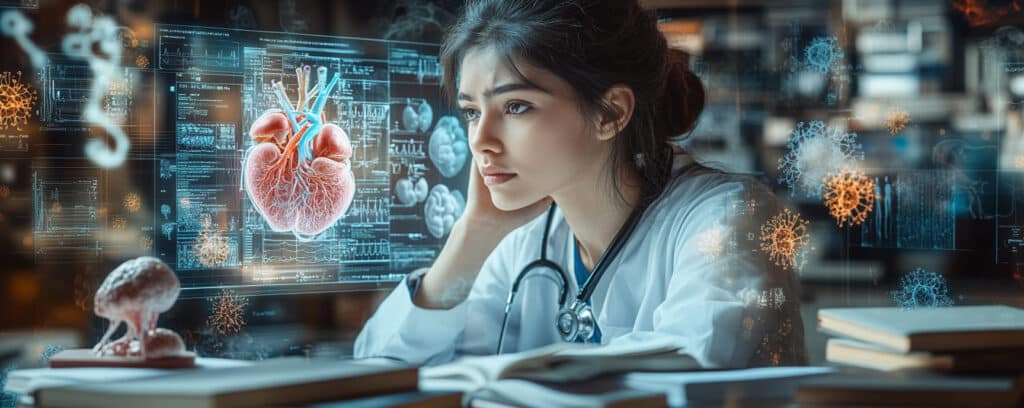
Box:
[469,112,502,156]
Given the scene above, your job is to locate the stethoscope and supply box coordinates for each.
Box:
[495,201,648,354]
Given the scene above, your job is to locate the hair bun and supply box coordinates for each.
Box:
[656,48,705,140]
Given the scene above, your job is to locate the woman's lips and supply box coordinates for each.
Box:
[483,173,516,186]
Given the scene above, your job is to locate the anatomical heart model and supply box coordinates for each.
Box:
[48,257,196,368]
[244,65,356,240]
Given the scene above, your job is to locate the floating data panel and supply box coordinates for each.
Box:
[860,171,956,250]
[152,25,462,297]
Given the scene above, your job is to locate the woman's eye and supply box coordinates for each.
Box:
[506,102,530,115]
[460,108,480,122]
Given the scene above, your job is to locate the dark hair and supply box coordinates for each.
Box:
[440,0,705,209]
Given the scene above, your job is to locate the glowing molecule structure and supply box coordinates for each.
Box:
[886,107,911,135]
[891,268,953,309]
[778,120,864,198]
[0,71,36,131]
[804,36,844,73]
[823,171,876,228]
[0,10,48,70]
[759,209,810,269]
[62,4,130,168]
[206,289,247,336]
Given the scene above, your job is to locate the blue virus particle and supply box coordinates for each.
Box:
[38,344,65,365]
[891,268,953,309]
[804,36,843,73]
[777,120,863,198]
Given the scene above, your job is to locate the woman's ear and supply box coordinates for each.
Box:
[596,84,635,141]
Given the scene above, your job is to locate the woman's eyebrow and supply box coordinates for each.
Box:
[457,82,551,102]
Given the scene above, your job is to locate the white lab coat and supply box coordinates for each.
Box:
[355,154,806,368]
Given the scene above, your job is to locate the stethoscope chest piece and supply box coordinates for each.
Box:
[556,300,595,342]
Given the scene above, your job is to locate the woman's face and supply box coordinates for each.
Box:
[457,46,608,211]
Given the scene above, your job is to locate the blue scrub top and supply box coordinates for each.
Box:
[573,241,602,344]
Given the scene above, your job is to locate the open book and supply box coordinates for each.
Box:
[420,338,701,391]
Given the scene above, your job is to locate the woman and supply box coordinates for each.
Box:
[355,0,806,368]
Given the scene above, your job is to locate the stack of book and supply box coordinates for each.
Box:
[797,305,1024,407]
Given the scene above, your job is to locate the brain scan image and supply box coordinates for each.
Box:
[401,98,433,132]
[424,184,465,238]
[396,176,429,205]
[428,115,469,178]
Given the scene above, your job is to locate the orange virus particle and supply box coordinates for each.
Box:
[759,209,810,269]
[0,184,10,199]
[206,289,247,336]
[135,55,149,69]
[0,71,36,131]
[885,108,910,135]
[49,201,62,213]
[122,192,141,213]
[823,171,876,227]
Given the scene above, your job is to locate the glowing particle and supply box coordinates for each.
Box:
[886,108,910,135]
[823,171,876,227]
[0,185,9,199]
[194,216,230,267]
[758,287,787,310]
[804,36,844,73]
[759,209,810,269]
[742,316,755,337]
[696,225,727,257]
[1014,155,1024,169]
[778,120,863,197]
[135,54,149,69]
[0,71,36,131]
[111,216,126,231]
[122,192,141,213]
[891,268,953,309]
[50,201,62,213]
[206,289,247,336]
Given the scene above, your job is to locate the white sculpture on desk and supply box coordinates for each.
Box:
[91,256,187,359]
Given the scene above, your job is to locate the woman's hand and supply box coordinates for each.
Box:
[413,160,552,309]
[460,160,553,235]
